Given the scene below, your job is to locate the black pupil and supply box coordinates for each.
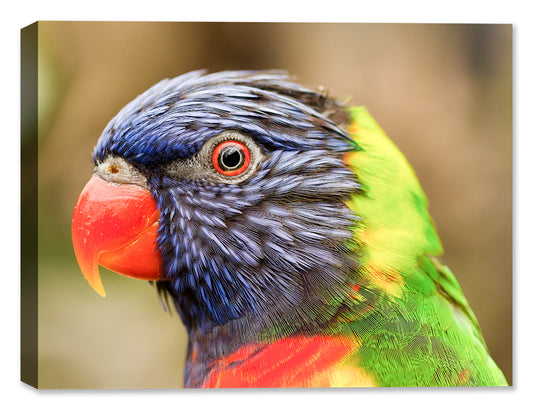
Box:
[219,146,244,170]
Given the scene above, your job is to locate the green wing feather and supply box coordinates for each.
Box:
[341,107,507,386]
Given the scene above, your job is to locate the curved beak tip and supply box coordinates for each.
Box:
[82,264,107,297]
[72,241,107,297]
[86,276,107,298]
[93,285,107,298]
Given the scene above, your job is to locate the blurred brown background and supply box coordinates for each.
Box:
[33,22,512,388]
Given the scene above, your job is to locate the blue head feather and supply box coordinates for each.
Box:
[94,70,355,169]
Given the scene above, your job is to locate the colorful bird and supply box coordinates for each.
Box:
[72,70,508,388]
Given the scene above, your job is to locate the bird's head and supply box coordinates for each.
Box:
[72,70,361,335]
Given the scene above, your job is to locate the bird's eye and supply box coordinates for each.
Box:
[212,140,251,176]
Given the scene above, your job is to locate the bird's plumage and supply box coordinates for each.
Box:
[78,70,507,387]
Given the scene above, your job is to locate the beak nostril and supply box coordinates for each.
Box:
[108,164,120,174]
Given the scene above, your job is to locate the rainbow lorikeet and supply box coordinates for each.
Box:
[72,70,507,387]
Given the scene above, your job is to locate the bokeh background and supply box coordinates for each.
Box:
[33,22,512,388]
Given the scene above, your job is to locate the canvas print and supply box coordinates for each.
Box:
[21,22,512,388]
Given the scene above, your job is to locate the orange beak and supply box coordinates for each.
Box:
[72,175,163,297]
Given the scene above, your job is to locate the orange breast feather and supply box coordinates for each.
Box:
[201,335,374,388]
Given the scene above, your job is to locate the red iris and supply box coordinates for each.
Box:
[212,140,251,176]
